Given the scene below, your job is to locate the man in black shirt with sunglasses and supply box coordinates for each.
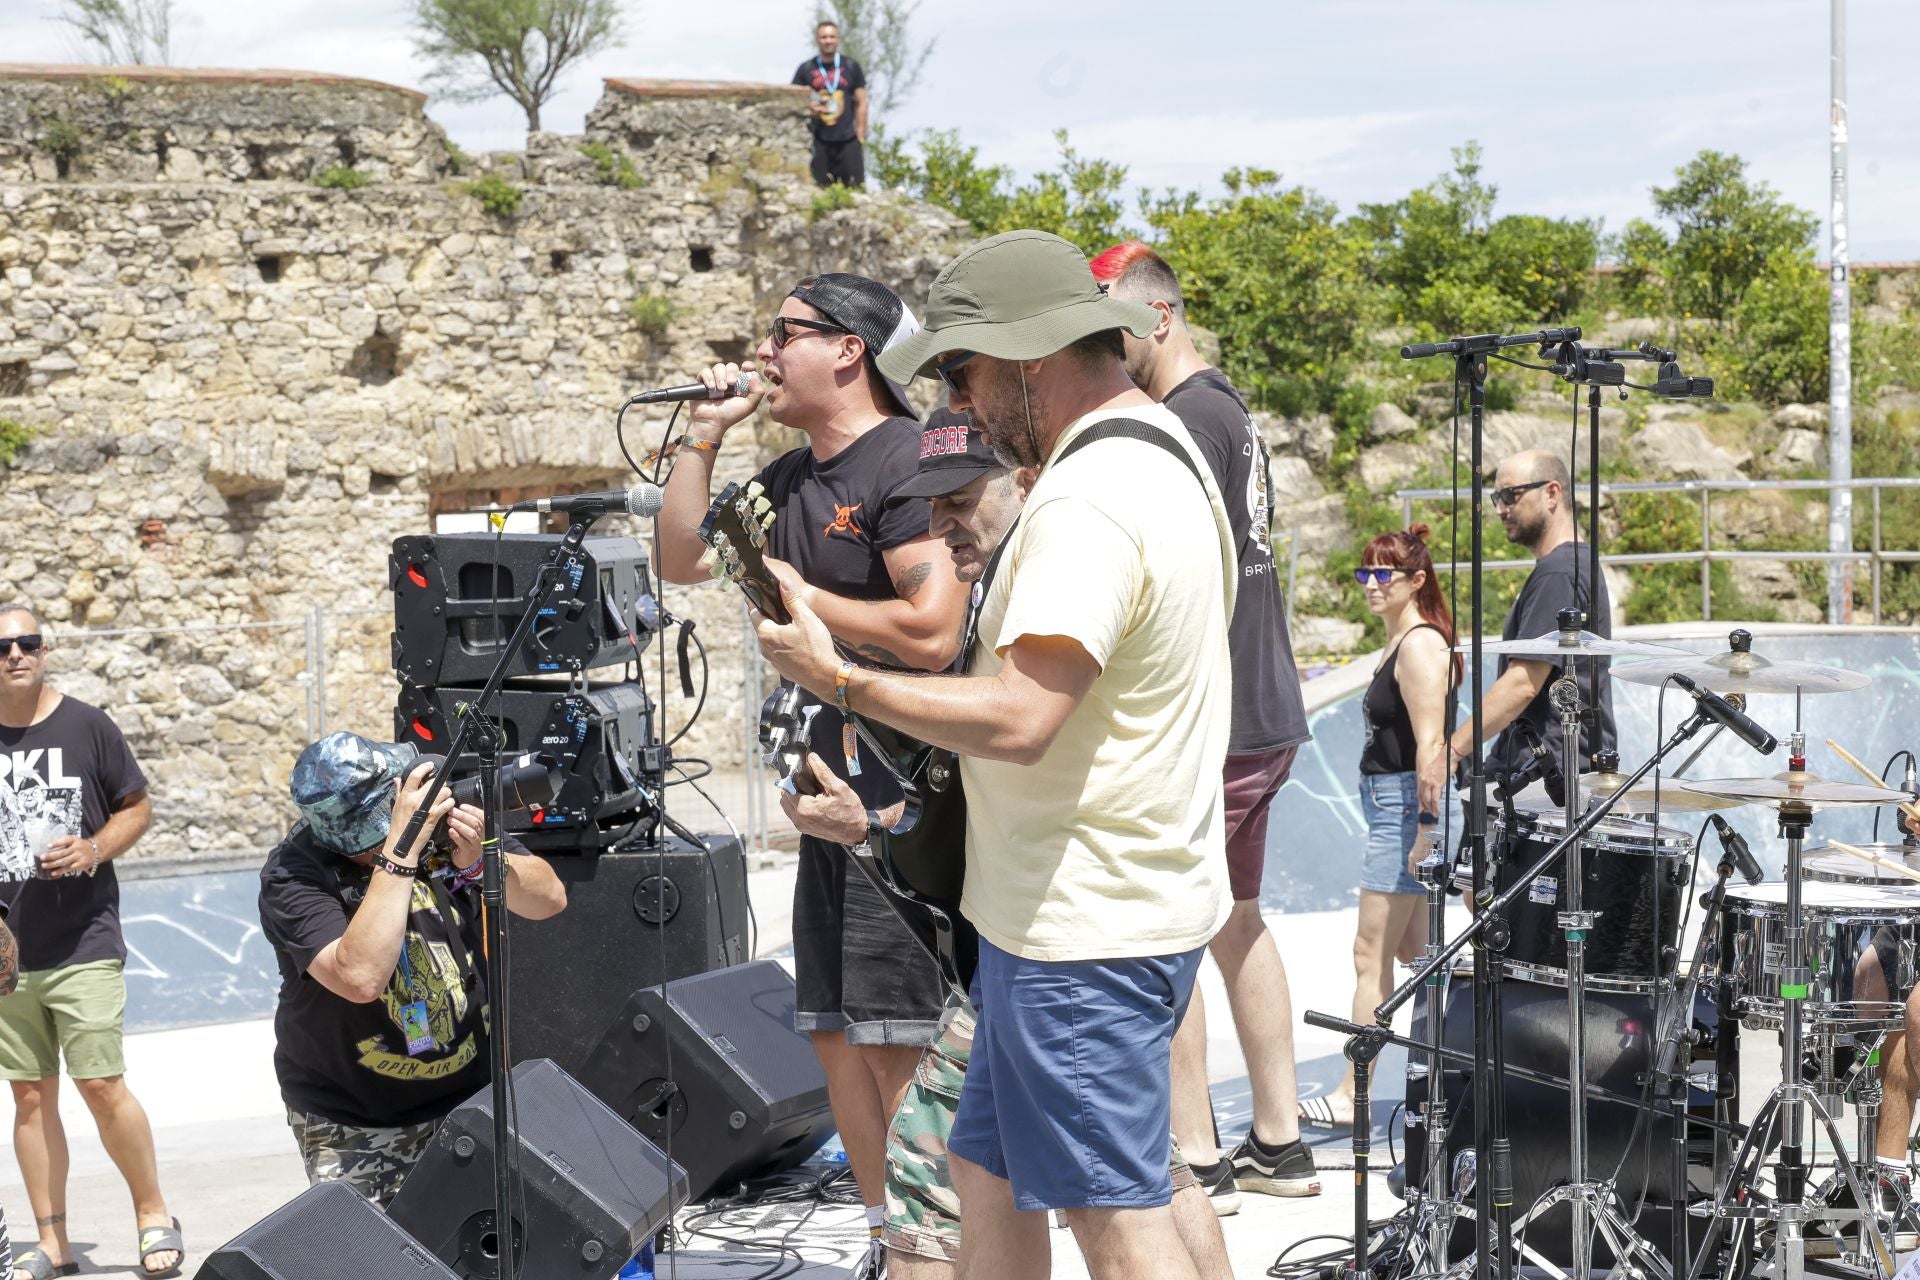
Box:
[655,274,967,1279]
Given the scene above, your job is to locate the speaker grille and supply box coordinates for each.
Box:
[666,962,827,1110]
[205,1181,458,1279]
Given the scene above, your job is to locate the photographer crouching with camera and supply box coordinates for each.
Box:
[257,732,566,1205]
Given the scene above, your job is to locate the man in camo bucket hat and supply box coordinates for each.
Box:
[257,733,566,1204]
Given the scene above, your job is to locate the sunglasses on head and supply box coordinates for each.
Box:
[767,315,848,350]
[935,350,978,396]
[1353,568,1405,586]
[1492,479,1549,509]
[1,634,44,656]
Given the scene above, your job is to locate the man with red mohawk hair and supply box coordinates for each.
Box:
[1089,242,1319,1212]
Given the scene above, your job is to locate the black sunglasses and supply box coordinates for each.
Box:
[1492,480,1550,509]
[1353,568,1405,586]
[768,315,848,350]
[936,350,978,396]
[1,634,44,656]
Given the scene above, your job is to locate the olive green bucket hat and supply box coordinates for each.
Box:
[877,230,1162,382]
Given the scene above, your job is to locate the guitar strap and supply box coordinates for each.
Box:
[961,417,1208,659]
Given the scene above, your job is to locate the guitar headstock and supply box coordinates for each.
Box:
[697,480,787,624]
[758,683,822,795]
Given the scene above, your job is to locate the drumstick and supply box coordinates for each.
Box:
[1824,738,1920,826]
[1825,837,1920,883]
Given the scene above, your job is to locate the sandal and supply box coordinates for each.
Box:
[10,1250,80,1280]
[138,1217,186,1278]
[1298,1094,1353,1130]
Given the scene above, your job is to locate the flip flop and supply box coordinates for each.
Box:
[10,1249,80,1280]
[138,1217,186,1279]
[1298,1095,1353,1130]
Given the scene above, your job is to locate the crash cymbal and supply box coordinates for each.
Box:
[1803,842,1920,885]
[1510,771,1745,815]
[1462,630,1697,660]
[1613,651,1872,695]
[1679,772,1911,811]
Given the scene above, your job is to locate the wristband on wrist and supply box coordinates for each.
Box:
[373,852,420,879]
[834,660,855,712]
[86,838,101,877]
[1418,811,1440,826]
[677,434,721,454]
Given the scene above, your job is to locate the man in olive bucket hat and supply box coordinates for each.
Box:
[257,733,565,1205]
[755,231,1238,1279]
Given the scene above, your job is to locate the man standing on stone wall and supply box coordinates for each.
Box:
[0,604,183,1279]
[793,20,868,188]
[656,273,965,1279]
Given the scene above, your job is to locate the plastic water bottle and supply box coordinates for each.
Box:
[616,1240,655,1279]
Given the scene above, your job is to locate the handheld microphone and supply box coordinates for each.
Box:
[505,482,663,517]
[1671,673,1778,755]
[625,372,754,405]
[1709,814,1766,885]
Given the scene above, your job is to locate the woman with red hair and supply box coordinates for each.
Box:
[1301,524,1460,1130]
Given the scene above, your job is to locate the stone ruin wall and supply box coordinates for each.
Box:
[0,64,967,861]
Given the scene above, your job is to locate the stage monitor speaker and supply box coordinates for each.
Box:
[578,959,833,1204]
[388,1058,686,1280]
[199,1180,460,1280]
[506,837,748,1075]
[396,681,660,840]
[1400,973,1727,1265]
[390,532,653,685]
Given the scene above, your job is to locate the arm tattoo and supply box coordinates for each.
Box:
[853,642,906,668]
[892,561,934,602]
[0,921,17,998]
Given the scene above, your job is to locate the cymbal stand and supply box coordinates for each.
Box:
[1415,842,1459,1265]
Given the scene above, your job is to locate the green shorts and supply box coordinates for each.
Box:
[884,997,1194,1262]
[0,959,127,1081]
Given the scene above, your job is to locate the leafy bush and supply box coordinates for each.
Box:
[39,118,82,164]
[461,173,524,217]
[578,141,642,190]
[628,295,673,334]
[868,128,1127,255]
[810,182,857,220]
[0,418,40,466]
[314,166,372,191]
[443,140,471,175]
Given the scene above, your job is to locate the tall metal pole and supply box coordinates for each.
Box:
[1827,0,1853,623]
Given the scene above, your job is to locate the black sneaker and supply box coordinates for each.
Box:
[1186,1157,1242,1216]
[1228,1132,1323,1197]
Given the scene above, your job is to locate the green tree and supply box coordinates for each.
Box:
[1646,150,1818,320]
[813,0,936,118]
[1713,250,1830,403]
[874,128,1011,229]
[410,0,623,132]
[873,128,1126,255]
[59,0,172,64]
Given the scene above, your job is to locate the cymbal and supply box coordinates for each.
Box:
[1803,843,1920,885]
[1679,772,1911,811]
[1613,650,1872,695]
[1462,630,1697,660]
[1510,771,1745,815]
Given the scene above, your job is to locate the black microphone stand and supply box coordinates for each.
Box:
[390,512,611,1279]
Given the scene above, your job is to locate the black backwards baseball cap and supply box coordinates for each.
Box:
[789,273,921,420]
[886,402,1007,507]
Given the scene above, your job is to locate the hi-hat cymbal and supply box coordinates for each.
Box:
[1510,771,1745,815]
[1461,630,1697,660]
[1614,650,1872,695]
[1680,772,1910,811]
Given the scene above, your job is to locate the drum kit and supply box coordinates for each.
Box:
[1337,624,1919,1280]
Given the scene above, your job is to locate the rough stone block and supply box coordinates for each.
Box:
[205,420,288,495]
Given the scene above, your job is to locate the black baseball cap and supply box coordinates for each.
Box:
[788,273,920,420]
[887,403,1007,506]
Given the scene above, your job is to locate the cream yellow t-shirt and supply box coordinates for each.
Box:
[958,402,1237,962]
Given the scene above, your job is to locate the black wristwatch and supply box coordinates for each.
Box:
[848,808,887,858]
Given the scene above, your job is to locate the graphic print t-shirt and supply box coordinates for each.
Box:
[0,697,146,970]
[1166,368,1311,756]
[259,825,511,1128]
[792,55,866,142]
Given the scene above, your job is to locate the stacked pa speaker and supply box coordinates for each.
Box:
[388,531,662,850]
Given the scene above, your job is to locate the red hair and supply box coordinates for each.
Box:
[1361,523,1460,683]
[1088,240,1157,283]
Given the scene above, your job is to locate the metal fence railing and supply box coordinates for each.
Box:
[1396,477,1920,624]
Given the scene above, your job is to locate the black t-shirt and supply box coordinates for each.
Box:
[753,418,933,810]
[792,55,866,142]
[1360,625,1457,776]
[1485,539,1616,785]
[1166,369,1311,756]
[0,696,146,970]
[258,825,528,1128]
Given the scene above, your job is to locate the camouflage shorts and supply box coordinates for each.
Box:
[883,999,1195,1262]
[287,1108,438,1207]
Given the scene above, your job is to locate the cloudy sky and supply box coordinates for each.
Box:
[11,0,1919,258]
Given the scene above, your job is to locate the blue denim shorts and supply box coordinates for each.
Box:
[947,938,1203,1211]
[1359,771,1460,896]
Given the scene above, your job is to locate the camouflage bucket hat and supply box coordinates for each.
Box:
[290,731,420,853]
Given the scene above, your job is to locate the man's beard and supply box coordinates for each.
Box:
[1504,509,1545,547]
[975,368,1045,469]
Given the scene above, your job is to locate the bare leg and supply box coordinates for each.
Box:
[1855,957,1909,1161]
[892,1254,962,1280]
[1209,899,1302,1147]
[73,1074,178,1274]
[1170,1180,1236,1280]
[951,1154,1049,1280]
[813,1031,895,1208]
[1065,1204,1200,1280]
[1325,891,1424,1120]
[1169,984,1218,1164]
[11,1078,74,1275]
[860,1043,922,1131]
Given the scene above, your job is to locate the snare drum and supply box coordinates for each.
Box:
[1801,841,1920,885]
[1723,881,1920,1032]
[1490,810,1694,993]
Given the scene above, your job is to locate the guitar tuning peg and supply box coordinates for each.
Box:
[745,480,764,498]
[752,496,773,517]
[695,547,717,574]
